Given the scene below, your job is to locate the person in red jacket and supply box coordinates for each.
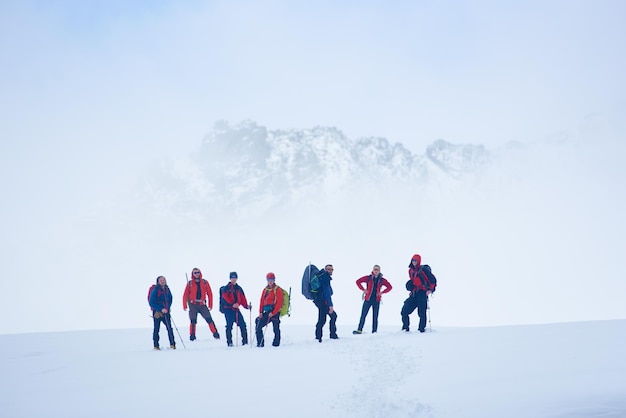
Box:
[352,264,392,334]
[183,268,220,341]
[255,272,283,347]
[401,254,437,333]
[219,271,251,347]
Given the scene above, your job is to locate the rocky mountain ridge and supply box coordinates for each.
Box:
[142,120,492,220]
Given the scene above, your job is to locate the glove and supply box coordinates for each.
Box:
[153,311,162,319]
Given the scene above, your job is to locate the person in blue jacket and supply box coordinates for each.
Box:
[314,264,338,342]
[149,276,176,350]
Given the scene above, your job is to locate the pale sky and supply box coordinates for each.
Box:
[1,0,625,334]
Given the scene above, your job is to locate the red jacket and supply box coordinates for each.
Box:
[356,273,392,302]
[220,283,249,311]
[408,255,436,294]
[183,277,214,310]
[258,285,283,317]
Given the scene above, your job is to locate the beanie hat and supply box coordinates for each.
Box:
[266,272,276,280]
[229,271,238,279]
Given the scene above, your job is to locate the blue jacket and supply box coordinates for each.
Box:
[149,284,173,312]
[316,270,334,307]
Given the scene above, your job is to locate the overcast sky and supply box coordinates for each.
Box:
[1,0,625,334]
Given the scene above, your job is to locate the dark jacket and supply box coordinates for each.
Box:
[149,281,173,312]
[220,282,249,312]
[316,269,334,307]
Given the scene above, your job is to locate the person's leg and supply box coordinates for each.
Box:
[371,302,380,333]
[152,316,161,348]
[238,311,248,345]
[356,301,371,332]
[272,317,281,346]
[314,300,327,341]
[189,304,199,340]
[416,292,428,332]
[164,314,175,347]
[255,314,269,347]
[329,310,338,338]
[401,296,418,330]
[199,305,220,338]
[224,311,235,345]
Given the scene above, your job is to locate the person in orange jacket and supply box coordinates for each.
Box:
[353,264,392,334]
[255,272,283,347]
[183,267,220,341]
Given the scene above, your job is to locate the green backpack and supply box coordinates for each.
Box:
[278,287,291,317]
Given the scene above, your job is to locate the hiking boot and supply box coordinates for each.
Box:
[153,346,160,351]
[190,335,196,341]
[419,329,425,333]
[352,330,362,335]
[213,332,221,340]
[330,334,339,339]
[227,342,234,347]
[272,340,280,347]
[170,344,176,350]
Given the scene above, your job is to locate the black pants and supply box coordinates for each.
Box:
[357,299,380,333]
[255,313,280,347]
[153,313,175,347]
[314,298,337,340]
[401,291,428,331]
[224,309,248,345]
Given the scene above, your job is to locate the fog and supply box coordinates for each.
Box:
[1,1,625,334]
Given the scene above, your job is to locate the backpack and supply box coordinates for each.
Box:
[279,287,291,317]
[302,264,321,300]
[421,265,437,291]
[147,284,156,304]
[218,286,226,313]
[406,265,437,292]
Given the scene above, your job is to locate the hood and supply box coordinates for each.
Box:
[408,254,421,268]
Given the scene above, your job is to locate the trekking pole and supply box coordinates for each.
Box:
[249,303,253,348]
[287,286,292,317]
[427,296,432,332]
[169,313,187,349]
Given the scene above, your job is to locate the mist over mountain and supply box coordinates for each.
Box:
[139,120,492,223]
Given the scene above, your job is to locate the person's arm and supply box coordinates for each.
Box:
[206,281,213,310]
[355,276,368,292]
[381,278,393,294]
[182,283,189,310]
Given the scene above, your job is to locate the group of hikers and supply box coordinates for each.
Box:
[147,253,437,350]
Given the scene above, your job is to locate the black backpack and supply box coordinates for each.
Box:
[406,265,437,292]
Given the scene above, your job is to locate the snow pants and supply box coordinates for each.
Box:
[224,309,248,345]
[314,298,338,340]
[188,303,218,336]
[255,313,280,347]
[357,299,381,333]
[153,313,175,347]
[401,290,428,331]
